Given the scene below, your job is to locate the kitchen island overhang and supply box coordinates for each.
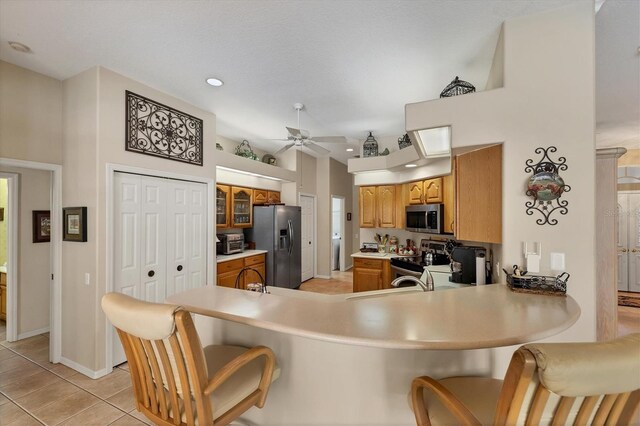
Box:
[166,284,580,350]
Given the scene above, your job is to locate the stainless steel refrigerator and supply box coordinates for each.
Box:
[247,205,301,289]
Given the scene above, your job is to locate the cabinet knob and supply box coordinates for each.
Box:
[177,265,183,271]
[148,270,155,277]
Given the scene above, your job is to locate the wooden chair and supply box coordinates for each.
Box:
[102,293,279,426]
[411,333,640,425]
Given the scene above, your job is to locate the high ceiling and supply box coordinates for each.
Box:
[1,0,635,163]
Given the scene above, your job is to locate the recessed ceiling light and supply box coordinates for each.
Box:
[405,164,418,168]
[346,148,354,152]
[8,41,31,53]
[206,77,224,87]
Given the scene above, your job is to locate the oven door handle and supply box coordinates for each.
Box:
[390,264,423,278]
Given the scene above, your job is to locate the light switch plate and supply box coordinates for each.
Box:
[550,252,565,271]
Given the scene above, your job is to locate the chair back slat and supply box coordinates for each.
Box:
[618,389,640,424]
[494,349,537,425]
[573,395,599,425]
[169,333,195,425]
[525,384,550,425]
[132,336,159,413]
[550,396,575,425]
[124,332,152,409]
[117,329,144,411]
[154,339,182,425]
[592,394,617,424]
[174,310,214,425]
[606,392,630,425]
[142,339,169,420]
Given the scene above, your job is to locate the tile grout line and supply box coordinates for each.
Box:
[1,339,137,425]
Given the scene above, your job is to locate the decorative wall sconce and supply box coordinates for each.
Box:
[525,146,571,225]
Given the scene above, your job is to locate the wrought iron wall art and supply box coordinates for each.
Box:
[524,146,571,225]
[440,76,476,98]
[398,133,412,150]
[125,91,203,166]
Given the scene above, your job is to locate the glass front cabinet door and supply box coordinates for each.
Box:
[216,184,231,228]
[232,186,253,228]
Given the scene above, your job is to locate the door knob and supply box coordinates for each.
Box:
[148,270,155,277]
[177,265,183,271]
[632,249,638,253]
[621,248,628,253]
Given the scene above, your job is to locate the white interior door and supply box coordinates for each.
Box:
[166,180,206,297]
[300,195,314,282]
[618,195,629,291]
[140,176,167,302]
[628,193,640,292]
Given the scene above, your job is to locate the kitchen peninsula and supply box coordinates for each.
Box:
[167,284,580,424]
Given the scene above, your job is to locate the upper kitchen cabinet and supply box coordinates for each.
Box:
[359,185,404,228]
[267,191,281,204]
[423,177,444,203]
[216,185,231,229]
[359,186,377,227]
[231,186,253,228]
[406,177,444,204]
[253,189,268,205]
[455,144,502,243]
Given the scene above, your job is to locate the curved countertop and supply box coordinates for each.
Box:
[166,284,580,350]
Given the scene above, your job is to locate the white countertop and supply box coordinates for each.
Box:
[216,249,267,263]
[351,252,418,259]
[166,284,580,350]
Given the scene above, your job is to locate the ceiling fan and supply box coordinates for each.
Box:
[273,103,347,156]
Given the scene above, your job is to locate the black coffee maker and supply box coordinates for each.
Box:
[450,246,488,284]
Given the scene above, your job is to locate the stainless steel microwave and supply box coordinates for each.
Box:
[405,204,444,234]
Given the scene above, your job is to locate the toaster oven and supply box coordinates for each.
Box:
[217,233,244,255]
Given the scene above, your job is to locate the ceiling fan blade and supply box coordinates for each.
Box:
[310,136,347,144]
[274,143,296,156]
[304,141,331,155]
[286,127,310,139]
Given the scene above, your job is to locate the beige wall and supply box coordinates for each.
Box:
[61,66,217,372]
[619,149,640,166]
[0,179,6,265]
[0,61,63,164]
[406,3,596,375]
[0,166,52,336]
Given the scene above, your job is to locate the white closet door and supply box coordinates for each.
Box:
[166,180,206,297]
[114,173,141,299]
[139,176,167,302]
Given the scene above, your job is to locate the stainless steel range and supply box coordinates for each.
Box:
[390,239,451,278]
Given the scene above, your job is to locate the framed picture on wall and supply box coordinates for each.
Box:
[63,207,87,242]
[32,210,51,243]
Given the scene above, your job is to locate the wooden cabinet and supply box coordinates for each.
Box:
[359,186,377,228]
[353,258,391,292]
[253,189,268,205]
[442,173,455,234]
[267,191,281,204]
[423,177,444,203]
[359,185,404,228]
[0,272,6,321]
[407,182,424,205]
[216,185,231,229]
[407,178,443,205]
[231,186,253,228]
[216,253,266,290]
[455,144,502,243]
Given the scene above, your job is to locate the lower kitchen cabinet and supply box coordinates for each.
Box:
[217,253,266,290]
[353,258,391,292]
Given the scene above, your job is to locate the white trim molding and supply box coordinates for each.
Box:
[60,357,110,379]
[298,192,317,280]
[0,158,62,363]
[0,172,19,343]
[17,326,50,340]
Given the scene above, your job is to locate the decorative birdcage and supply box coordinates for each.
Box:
[440,76,476,98]
[363,132,379,157]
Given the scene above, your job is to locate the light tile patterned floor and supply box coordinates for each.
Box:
[0,321,147,426]
[298,270,353,294]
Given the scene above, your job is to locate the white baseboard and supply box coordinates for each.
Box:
[342,264,353,271]
[60,357,111,379]
[314,274,331,279]
[17,326,50,340]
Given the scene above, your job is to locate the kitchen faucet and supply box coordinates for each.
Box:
[390,269,434,292]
